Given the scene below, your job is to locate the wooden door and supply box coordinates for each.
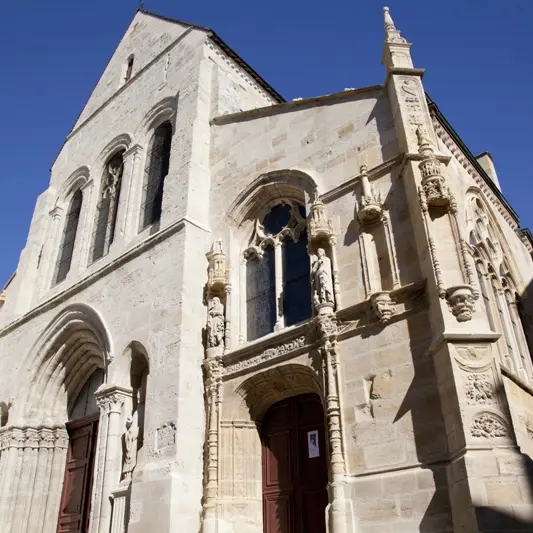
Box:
[56,413,99,533]
[262,394,328,533]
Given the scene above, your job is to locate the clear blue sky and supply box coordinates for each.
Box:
[1,0,531,288]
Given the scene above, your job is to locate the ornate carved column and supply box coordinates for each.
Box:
[201,356,222,533]
[0,425,68,533]
[316,314,349,533]
[94,387,129,533]
[120,144,144,242]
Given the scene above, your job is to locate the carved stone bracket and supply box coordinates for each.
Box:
[370,291,396,323]
[417,125,451,211]
[446,285,476,322]
[357,164,383,225]
[206,239,229,292]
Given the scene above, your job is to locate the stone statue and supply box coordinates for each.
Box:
[122,412,139,482]
[207,297,225,348]
[312,248,334,308]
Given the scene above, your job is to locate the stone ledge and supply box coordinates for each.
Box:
[0,216,208,338]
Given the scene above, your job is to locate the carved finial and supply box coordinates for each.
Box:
[383,6,395,30]
[360,163,368,175]
[416,124,433,155]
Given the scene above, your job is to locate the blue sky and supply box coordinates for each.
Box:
[0,0,531,288]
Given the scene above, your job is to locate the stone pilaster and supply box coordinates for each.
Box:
[94,386,130,533]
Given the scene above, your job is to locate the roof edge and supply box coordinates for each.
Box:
[426,94,519,224]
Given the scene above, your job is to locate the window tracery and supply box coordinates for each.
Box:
[244,202,312,341]
[468,196,531,379]
[92,151,125,262]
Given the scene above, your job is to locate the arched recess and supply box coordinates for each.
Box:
[217,364,324,533]
[14,303,111,426]
[466,189,533,379]
[227,169,320,228]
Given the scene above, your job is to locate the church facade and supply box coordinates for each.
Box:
[2,6,533,533]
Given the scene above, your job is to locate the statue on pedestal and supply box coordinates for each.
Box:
[207,297,225,348]
[312,248,335,310]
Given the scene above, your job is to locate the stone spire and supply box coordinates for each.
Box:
[381,6,414,70]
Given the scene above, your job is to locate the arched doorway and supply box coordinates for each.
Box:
[56,368,104,533]
[261,393,328,533]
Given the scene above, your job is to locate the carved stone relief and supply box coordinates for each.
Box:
[370,291,396,323]
[464,373,496,406]
[470,412,508,439]
[156,422,176,450]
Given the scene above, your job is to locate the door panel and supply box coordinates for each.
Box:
[261,394,328,533]
[56,414,99,533]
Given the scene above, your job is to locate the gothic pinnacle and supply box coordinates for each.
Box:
[383,6,395,31]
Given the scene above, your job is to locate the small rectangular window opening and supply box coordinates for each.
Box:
[125,56,134,83]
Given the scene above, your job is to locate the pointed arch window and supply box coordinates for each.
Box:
[142,121,172,229]
[92,151,125,262]
[245,202,312,341]
[54,189,83,284]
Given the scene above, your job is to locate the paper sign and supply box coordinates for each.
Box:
[307,430,320,458]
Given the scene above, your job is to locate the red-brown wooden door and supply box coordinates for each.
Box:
[262,394,328,533]
[56,413,99,533]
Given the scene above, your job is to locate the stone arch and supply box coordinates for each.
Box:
[136,95,178,145]
[227,363,323,422]
[108,340,150,388]
[96,133,132,167]
[55,165,91,206]
[14,303,111,425]
[227,169,320,229]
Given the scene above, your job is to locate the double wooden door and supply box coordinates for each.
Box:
[262,394,328,533]
[56,413,99,533]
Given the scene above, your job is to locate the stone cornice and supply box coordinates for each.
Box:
[320,155,403,204]
[0,216,209,338]
[210,85,384,126]
[427,331,501,356]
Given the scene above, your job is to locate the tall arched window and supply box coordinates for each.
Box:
[142,121,172,229]
[92,151,125,262]
[467,195,532,379]
[245,202,311,341]
[54,189,83,284]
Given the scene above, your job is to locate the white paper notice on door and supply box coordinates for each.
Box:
[307,430,320,458]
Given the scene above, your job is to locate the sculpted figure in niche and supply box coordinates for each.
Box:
[122,411,139,482]
[207,297,225,348]
[103,154,124,198]
[312,248,334,308]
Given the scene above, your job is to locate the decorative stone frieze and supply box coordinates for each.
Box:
[470,412,508,439]
[0,425,68,450]
[222,336,307,377]
[370,291,396,323]
[446,285,476,322]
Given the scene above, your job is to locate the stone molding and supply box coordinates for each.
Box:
[0,215,209,339]
[0,425,68,450]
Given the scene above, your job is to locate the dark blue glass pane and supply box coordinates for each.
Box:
[246,246,276,340]
[263,204,291,235]
[283,230,312,326]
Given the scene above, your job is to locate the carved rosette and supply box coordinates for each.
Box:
[357,164,383,225]
[308,199,334,241]
[446,284,476,322]
[370,291,396,323]
[417,125,450,210]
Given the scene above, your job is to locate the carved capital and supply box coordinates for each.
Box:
[96,388,128,414]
